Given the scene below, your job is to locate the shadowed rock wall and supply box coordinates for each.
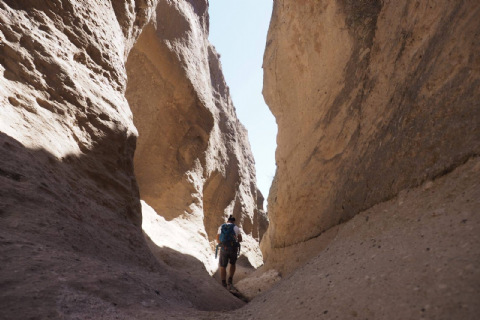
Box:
[261,0,480,269]
[0,0,263,317]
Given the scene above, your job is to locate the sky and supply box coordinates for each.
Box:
[208,0,276,207]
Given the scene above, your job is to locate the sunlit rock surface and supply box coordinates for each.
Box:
[0,0,262,318]
[125,0,264,272]
[261,0,480,273]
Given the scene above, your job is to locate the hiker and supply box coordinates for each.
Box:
[216,215,242,290]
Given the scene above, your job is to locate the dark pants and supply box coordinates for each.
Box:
[219,246,237,268]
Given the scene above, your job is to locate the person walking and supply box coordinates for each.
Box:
[216,215,242,290]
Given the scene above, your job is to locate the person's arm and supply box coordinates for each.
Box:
[235,226,242,242]
[216,225,223,243]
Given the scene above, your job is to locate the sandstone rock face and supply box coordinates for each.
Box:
[261,0,480,270]
[250,188,269,244]
[0,0,262,318]
[125,0,264,272]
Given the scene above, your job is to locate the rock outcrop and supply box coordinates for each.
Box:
[0,0,263,318]
[235,268,281,301]
[261,0,480,272]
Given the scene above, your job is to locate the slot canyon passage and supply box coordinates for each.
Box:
[0,0,479,319]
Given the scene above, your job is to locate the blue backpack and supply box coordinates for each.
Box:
[219,223,236,246]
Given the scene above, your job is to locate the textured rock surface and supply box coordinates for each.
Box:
[254,189,269,243]
[261,0,480,271]
[0,0,262,318]
[125,0,264,272]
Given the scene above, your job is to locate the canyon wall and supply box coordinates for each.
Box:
[125,0,265,273]
[261,0,480,272]
[2,0,478,318]
[0,0,263,318]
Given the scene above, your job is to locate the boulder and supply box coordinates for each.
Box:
[236,269,281,301]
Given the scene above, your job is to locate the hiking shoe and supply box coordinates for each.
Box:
[227,283,236,291]
[222,281,227,288]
